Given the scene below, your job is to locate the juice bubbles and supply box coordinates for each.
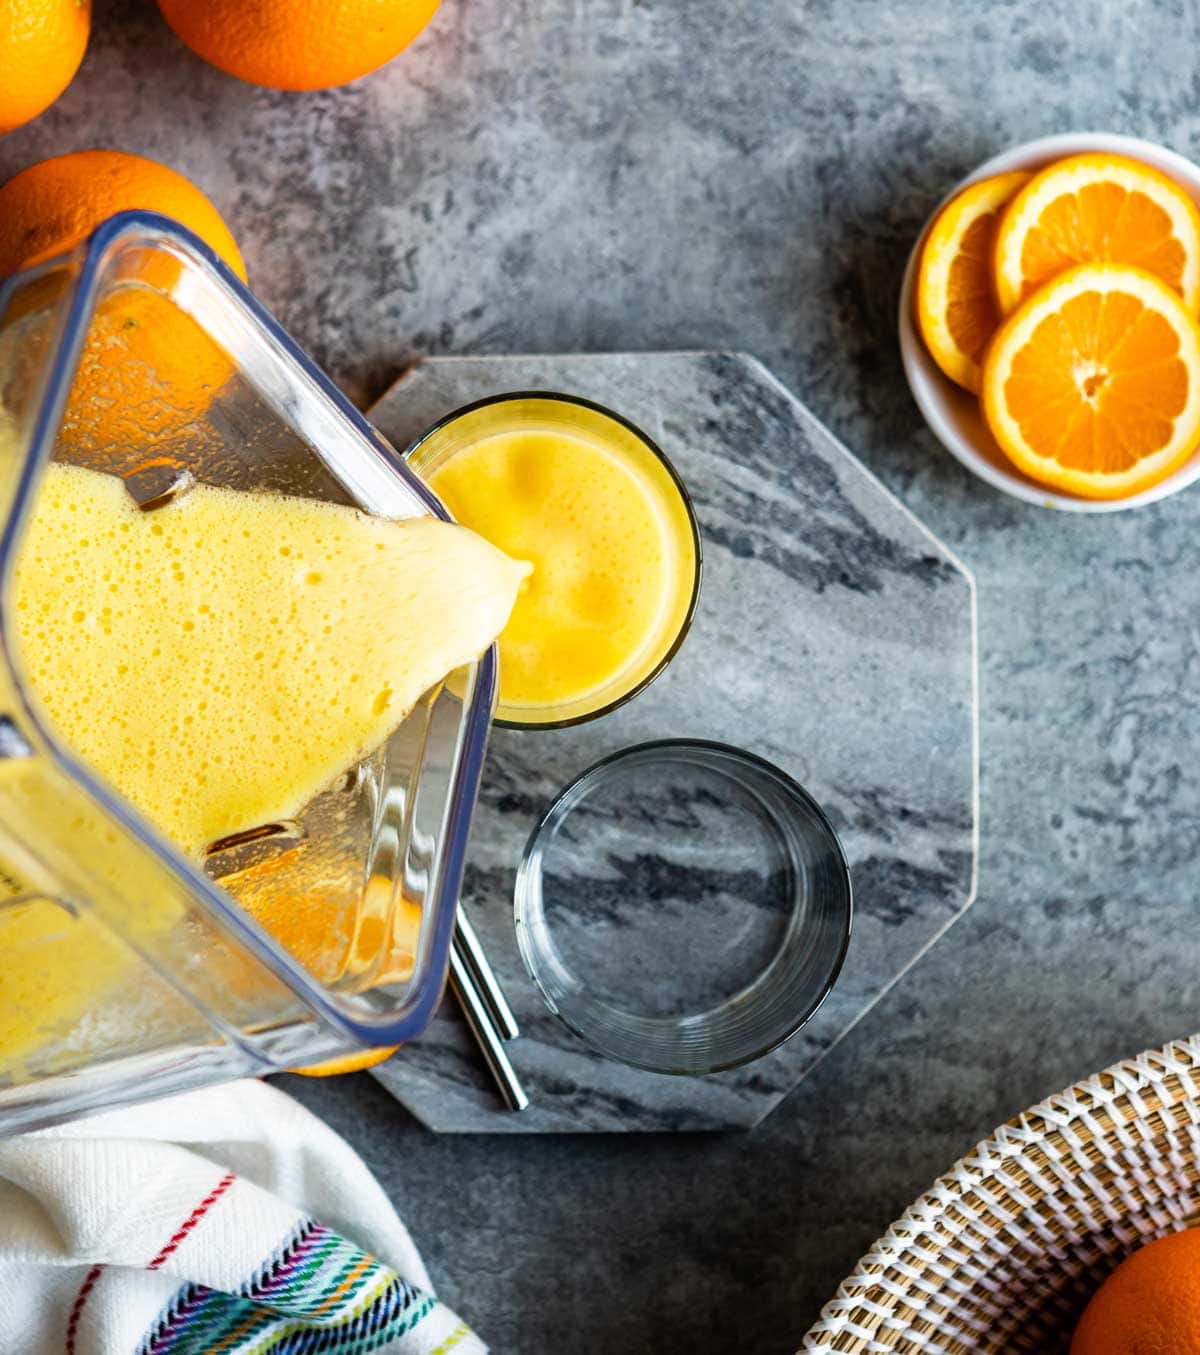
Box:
[0,462,528,1071]
[411,395,701,726]
[12,462,529,856]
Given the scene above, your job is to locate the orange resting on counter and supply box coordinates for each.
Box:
[1072,1228,1200,1354]
[915,170,1030,392]
[0,150,245,461]
[293,1048,397,1076]
[0,0,90,135]
[291,889,425,1074]
[229,862,419,1077]
[981,261,1200,500]
[156,0,442,91]
[0,149,243,280]
[290,911,414,1077]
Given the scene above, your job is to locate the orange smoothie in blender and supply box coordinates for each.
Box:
[0,459,529,1071]
[411,394,701,727]
[12,462,529,857]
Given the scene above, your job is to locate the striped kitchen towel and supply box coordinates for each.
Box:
[0,1079,485,1355]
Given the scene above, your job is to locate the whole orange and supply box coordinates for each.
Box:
[218,858,417,1078]
[1072,1229,1200,1354]
[0,149,244,280]
[0,0,90,136]
[290,1046,398,1076]
[155,0,442,91]
[0,150,245,461]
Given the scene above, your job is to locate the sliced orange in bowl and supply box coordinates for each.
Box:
[993,152,1200,315]
[915,170,1031,392]
[981,261,1200,500]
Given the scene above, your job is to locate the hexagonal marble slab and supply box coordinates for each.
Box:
[367,352,977,1132]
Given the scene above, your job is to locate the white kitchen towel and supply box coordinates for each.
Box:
[0,1078,485,1355]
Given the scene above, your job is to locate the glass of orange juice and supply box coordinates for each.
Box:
[406,392,702,729]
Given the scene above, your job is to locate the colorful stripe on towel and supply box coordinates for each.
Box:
[137,1219,470,1355]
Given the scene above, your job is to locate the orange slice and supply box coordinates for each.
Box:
[993,152,1200,315]
[981,262,1200,499]
[915,171,1031,392]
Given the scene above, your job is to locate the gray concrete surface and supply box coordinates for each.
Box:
[8,0,1200,1349]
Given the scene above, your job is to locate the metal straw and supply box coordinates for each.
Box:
[454,905,520,1041]
[448,929,529,1112]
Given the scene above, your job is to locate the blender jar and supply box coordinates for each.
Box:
[0,211,494,1133]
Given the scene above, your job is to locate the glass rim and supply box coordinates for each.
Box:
[404,389,704,732]
[513,738,855,1075]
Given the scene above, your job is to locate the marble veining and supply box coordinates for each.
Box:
[367,351,978,1132]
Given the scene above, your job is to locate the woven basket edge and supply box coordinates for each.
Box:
[799,1032,1200,1352]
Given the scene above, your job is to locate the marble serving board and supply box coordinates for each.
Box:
[367,352,977,1132]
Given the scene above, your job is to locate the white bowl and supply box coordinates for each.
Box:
[898,132,1200,513]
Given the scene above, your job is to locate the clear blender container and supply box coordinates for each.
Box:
[0,211,495,1134]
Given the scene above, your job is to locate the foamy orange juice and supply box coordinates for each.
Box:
[409,394,701,726]
[0,461,528,1070]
